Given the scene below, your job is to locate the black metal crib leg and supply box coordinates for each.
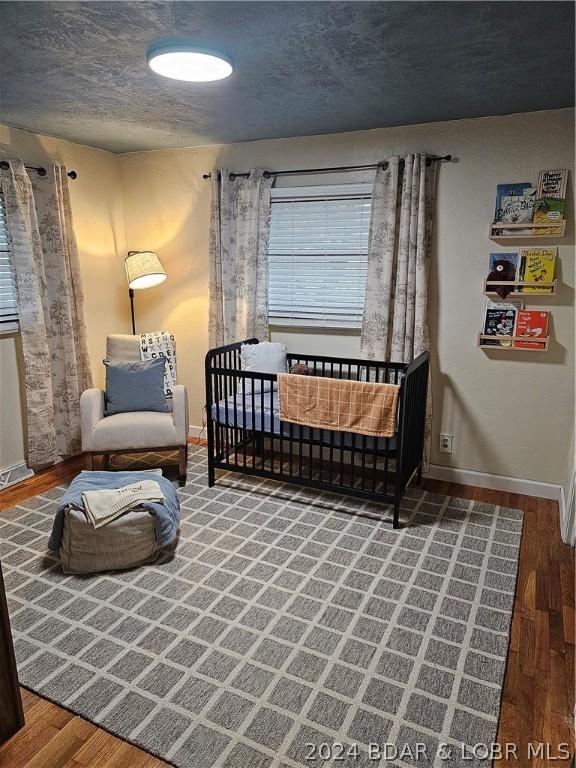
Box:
[254,432,264,458]
[393,500,401,529]
[416,462,423,485]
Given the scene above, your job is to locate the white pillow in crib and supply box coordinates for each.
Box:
[241,342,287,393]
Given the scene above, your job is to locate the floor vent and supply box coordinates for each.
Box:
[0,462,34,490]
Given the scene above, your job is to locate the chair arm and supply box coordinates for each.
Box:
[80,388,105,451]
[172,385,189,445]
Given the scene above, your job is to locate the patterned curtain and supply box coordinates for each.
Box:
[360,154,437,467]
[0,160,92,469]
[209,168,274,346]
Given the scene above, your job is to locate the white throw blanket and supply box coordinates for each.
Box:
[81,480,164,529]
[139,331,177,397]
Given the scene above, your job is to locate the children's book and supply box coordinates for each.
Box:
[514,310,549,349]
[499,193,535,224]
[487,253,520,296]
[488,252,520,278]
[533,198,565,235]
[519,247,557,293]
[482,300,518,347]
[536,168,568,200]
[494,183,532,222]
[498,192,536,236]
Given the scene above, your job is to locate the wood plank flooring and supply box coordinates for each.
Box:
[0,450,573,767]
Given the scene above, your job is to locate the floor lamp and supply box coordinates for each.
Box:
[124,251,167,334]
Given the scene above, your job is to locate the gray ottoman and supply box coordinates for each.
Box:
[60,505,158,574]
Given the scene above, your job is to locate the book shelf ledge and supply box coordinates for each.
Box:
[483,279,558,297]
[489,220,566,240]
[477,334,549,352]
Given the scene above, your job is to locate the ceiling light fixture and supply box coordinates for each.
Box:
[147,43,233,82]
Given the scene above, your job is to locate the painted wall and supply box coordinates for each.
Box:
[0,124,128,468]
[118,109,575,486]
[0,111,573,488]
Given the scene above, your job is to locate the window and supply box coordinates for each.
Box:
[268,184,372,329]
[0,191,18,329]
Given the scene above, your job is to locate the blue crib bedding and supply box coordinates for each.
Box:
[211,391,397,451]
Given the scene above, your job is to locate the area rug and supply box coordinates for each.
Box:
[0,446,523,768]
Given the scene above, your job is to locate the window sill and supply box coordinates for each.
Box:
[0,322,19,335]
[269,323,361,335]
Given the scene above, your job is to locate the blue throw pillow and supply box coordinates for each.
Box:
[104,358,169,416]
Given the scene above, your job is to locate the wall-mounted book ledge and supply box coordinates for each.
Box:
[484,172,566,355]
[490,221,566,240]
[484,279,558,297]
[477,334,550,352]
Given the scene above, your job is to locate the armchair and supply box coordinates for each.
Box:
[80,335,189,484]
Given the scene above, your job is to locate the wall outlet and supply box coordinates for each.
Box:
[439,434,454,454]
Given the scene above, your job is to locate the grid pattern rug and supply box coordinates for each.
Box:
[0,446,523,768]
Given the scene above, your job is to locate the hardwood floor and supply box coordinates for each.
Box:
[0,456,86,513]
[0,688,167,767]
[0,451,573,767]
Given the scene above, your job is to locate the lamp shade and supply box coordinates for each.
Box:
[125,251,167,290]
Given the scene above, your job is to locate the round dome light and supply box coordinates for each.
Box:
[147,43,233,82]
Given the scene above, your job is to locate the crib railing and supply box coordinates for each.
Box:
[205,339,429,528]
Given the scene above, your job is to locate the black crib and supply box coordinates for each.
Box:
[205,339,429,528]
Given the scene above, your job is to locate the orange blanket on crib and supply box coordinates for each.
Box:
[277,373,400,438]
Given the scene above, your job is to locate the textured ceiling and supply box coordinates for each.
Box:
[0,1,574,153]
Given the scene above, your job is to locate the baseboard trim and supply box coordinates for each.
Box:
[425,463,562,501]
[559,469,576,546]
[188,426,562,502]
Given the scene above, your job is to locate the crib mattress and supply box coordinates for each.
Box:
[211,391,396,451]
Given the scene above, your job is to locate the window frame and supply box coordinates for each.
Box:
[0,188,19,334]
[267,183,373,332]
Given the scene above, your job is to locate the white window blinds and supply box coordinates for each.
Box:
[268,184,372,328]
[0,191,18,327]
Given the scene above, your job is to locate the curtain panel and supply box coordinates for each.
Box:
[0,160,92,469]
[361,153,437,467]
[209,168,273,346]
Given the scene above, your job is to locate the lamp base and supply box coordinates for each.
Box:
[129,288,136,334]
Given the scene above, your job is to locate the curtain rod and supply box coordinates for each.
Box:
[202,154,451,181]
[0,160,78,180]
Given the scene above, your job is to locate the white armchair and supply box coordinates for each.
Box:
[80,335,189,484]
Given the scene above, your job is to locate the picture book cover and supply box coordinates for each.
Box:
[514,310,550,349]
[520,247,557,293]
[536,168,568,200]
[533,197,565,234]
[487,253,520,297]
[482,300,518,347]
[494,182,532,222]
[499,192,536,233]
